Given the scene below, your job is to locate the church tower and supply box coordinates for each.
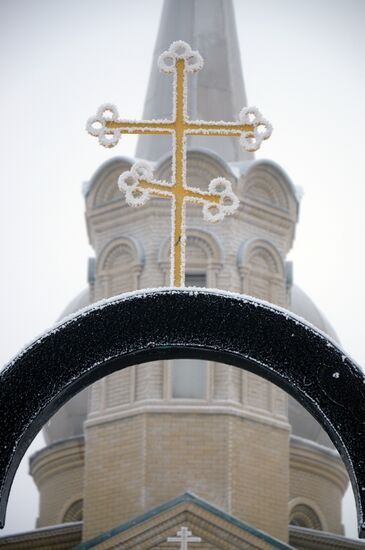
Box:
[29,1,348,547]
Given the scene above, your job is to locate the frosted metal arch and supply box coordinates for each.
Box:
[1,289,365,536]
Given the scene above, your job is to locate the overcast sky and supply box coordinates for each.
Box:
[1,0,364,539]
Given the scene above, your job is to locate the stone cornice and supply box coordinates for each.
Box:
[0,522,82,549]
[289,525,365,549]
[290,436,348,493]
[85,402,290,432]
[30,437,85,486]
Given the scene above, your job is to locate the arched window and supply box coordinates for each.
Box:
[95,237,144,301]
[240,161,298,222]
[86,157,133,208]
[289,503,323,530]
[89,237,144,413]
[243,167,290,211]
[159,230,222,400]
[237,238,286,306]
[104,244,135,297]
[171,358,207,399]
[158,229,223,287]
[63,499,83,523]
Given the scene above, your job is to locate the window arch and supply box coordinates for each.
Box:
[290,504,322,530]
[237,238,286,306]
[155,149,235,193]
[62,499,83,523]
[289,498,327,531]
[240,161,298,221]
[85,157,133,209]
[159,230,223,400]
[95,237,144,300]
[90,237,145,414]
[244,169,289,211]
[158,228,223,287]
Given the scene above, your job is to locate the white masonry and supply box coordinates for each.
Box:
[167,526,202,549]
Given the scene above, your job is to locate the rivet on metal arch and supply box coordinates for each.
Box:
[1,289,365,535]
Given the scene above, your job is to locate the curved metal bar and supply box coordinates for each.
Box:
[1,289,365,535]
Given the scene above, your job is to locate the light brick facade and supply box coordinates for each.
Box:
[83,412,289,541]
[80,150,296,542]
[289,437,348,534]
[30,437,84,527]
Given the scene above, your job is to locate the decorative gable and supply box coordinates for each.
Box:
[75,493,293,550]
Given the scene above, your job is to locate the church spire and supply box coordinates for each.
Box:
[136,0,253,162]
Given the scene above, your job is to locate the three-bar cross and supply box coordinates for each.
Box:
[87,41,272,287]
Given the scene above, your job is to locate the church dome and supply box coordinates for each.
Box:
[58,288,90,319]
[289,285,339,342]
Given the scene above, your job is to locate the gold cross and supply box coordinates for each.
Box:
[87,41,272,287]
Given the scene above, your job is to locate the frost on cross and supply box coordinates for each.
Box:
[87,40,272,287]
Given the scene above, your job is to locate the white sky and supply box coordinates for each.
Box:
[0,0,364,540]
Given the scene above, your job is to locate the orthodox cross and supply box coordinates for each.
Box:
[167,526,202,549]
[87,41,272,287]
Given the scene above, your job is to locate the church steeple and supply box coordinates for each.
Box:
[136,0,253,162]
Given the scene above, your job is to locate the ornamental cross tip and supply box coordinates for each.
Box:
[87,40,272,287]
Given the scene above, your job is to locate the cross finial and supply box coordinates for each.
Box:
[87,40,272,287]
[167,526,202,549]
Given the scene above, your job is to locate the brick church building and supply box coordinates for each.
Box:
[1,1,363,549]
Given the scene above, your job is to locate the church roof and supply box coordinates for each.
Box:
[73,492,294,549]
[58,288,90,320]
[136,0,253,162]
[290,285,339,342]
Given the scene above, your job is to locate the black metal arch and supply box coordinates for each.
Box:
[1,289,365,535]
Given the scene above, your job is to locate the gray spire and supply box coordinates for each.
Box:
[136,0,253,162]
